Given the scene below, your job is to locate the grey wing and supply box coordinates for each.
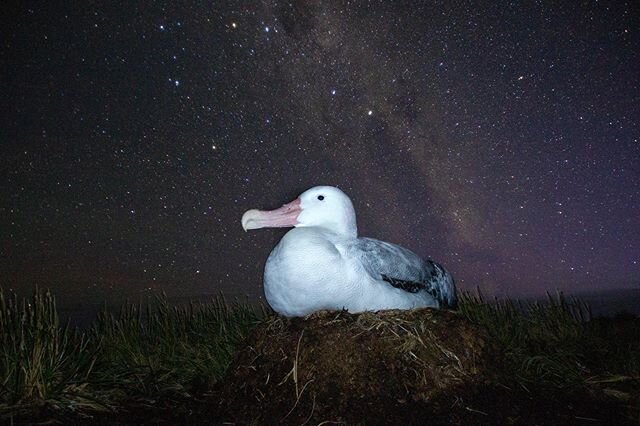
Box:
[348,237,457,308]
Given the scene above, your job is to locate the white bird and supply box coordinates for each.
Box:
[241,186,456,317]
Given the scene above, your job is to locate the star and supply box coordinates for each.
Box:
[3,0,639,305]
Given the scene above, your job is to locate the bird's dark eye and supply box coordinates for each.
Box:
[317,195,325,201]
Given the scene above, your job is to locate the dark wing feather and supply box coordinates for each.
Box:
[348,237,457,308]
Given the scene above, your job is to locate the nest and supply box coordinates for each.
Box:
[215,308,493,424]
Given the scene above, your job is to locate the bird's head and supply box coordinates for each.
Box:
[241,185,357,237]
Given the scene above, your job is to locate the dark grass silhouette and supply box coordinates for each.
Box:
[1,288,638,424]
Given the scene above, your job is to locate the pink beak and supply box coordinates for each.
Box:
[241,198,302,231]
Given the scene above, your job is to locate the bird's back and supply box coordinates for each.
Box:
[342,237,457,308]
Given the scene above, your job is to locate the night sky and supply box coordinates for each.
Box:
[2,1,639,304]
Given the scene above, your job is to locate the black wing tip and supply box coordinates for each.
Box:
[381,274,423,294]
[443,293,458,310]
[441,273,458,310]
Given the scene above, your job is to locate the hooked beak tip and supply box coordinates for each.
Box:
[241,210,256,232]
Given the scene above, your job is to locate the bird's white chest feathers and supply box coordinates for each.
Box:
[264,228,361,316]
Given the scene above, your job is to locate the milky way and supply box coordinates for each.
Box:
[2,1,639,303]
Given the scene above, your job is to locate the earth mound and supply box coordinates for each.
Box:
[215,308,493,424]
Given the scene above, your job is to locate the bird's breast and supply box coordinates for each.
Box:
[263,228,351,316]
[266,229,345,286]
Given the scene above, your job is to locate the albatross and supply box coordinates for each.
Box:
[241,186,456,317]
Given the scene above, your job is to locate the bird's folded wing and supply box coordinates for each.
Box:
[346,237,456,307]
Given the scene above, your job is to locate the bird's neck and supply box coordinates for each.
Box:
[324,225,358,238]
[339,221,358,239]
[338,209,358,239]
[296,222,357,241]
[297,210,358,239]
[321,219,357,239]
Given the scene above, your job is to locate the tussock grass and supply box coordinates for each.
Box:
[458,290,640,397]
[0,287,638,421]
[89,295,260,402]
[0,289,102,417]
[0,288,261,420]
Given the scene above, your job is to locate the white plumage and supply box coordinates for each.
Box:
[242,186,456,317]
